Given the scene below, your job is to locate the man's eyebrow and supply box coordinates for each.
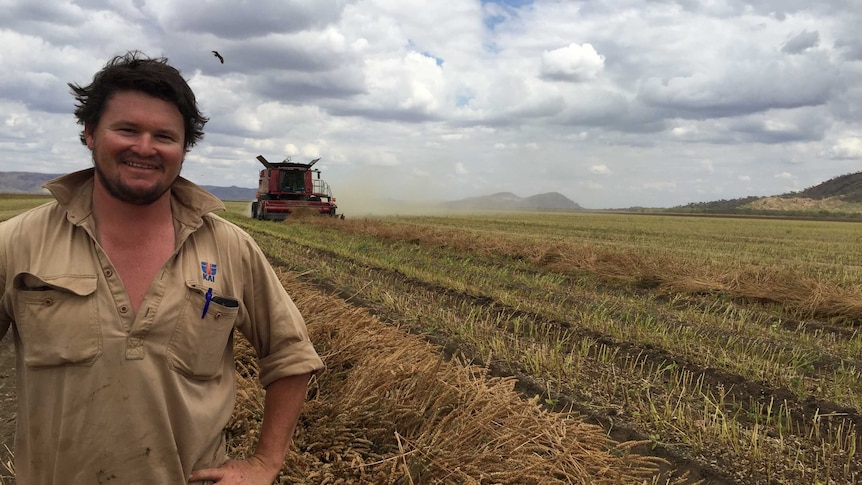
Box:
[107,119,143,129]
[155,127,182,137]
[107,120,181,136]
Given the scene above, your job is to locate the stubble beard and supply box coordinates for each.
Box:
[93,153,180,206]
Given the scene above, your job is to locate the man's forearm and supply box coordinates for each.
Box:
[253,372,313,472]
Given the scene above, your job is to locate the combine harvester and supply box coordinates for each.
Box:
[251,154,342,220]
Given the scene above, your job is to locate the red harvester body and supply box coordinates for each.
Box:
[251,154,340,220]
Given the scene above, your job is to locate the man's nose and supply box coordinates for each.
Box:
[131,133,157,156]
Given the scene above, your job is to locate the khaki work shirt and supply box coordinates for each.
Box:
[0,169,324,483]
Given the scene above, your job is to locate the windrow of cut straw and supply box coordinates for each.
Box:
[228,269,677,484]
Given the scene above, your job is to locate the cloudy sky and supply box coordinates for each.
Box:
[1,0,860,210]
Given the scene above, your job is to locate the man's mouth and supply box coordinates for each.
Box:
[126,161,155,169]
[122,157,160,170]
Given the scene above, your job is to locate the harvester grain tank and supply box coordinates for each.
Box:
[251,154,341,220]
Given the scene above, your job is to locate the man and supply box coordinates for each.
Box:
[0,51,324,483]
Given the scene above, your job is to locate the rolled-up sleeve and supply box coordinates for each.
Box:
[236,235,324,388]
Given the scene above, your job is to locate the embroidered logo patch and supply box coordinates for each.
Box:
[201,262,217,283]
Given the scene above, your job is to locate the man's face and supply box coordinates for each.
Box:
[85,90,186,205]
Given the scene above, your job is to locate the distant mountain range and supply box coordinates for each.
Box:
[198,185,257,201]
[0,172,61,193]
[0,172,583,210]
[6,171,862,216]
[0,171,259,201]
[440,191,583,211]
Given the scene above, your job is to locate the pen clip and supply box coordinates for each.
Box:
[201,287,213,318]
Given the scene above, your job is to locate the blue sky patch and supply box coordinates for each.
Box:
[423,52,444,67]
[482,0,533,30]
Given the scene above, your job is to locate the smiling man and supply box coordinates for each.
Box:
[0,51,324,484]
[89,89,186,205]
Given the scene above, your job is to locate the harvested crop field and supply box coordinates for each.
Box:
[230,270,670,484]
[219,207,862,485]
[1,197,860,484]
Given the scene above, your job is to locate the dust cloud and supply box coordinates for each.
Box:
[327,168,454,218]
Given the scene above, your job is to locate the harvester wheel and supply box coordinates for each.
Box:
[251,201,259,219]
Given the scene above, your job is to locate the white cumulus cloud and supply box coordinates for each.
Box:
[590,164,612,175]
[827,137,862,159]
[540,43,605,82]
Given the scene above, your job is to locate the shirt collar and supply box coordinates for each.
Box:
[43,168,226,228]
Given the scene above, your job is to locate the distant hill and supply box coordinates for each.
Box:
[0,171,257,201]
[199,185,257,201]
[675,172,862,217]
[442,191,583,211]
[0,172,61,193]
[790,172,862,202]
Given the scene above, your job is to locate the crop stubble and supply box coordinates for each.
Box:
[224,208,862,485]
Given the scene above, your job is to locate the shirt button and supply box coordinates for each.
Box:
[104,269,113,277]
[119,305,129,314]
[44,299,54,306]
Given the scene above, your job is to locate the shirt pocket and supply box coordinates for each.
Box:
[166,282,239,380]
[13,272,101,367]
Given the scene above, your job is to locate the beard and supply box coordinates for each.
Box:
[93,153,180,206]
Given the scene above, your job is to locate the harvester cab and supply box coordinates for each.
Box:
[251,154,341,220]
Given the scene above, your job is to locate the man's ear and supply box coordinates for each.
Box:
[83,124,95,150]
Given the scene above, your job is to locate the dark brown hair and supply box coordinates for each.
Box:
[69,50,208,151]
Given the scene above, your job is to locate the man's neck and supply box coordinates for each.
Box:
[91,182,174,241]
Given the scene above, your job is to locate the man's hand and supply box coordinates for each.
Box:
[188,456,279,484]
[189,373,312,484]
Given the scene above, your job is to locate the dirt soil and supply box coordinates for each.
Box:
[0,337,15,482]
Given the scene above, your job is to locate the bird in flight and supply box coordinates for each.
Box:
[212,50,224,64]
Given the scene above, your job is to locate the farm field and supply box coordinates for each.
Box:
[0,195,860,484]
[219,204,862,485]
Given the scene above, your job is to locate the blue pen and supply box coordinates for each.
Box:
[201,287,213,318]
